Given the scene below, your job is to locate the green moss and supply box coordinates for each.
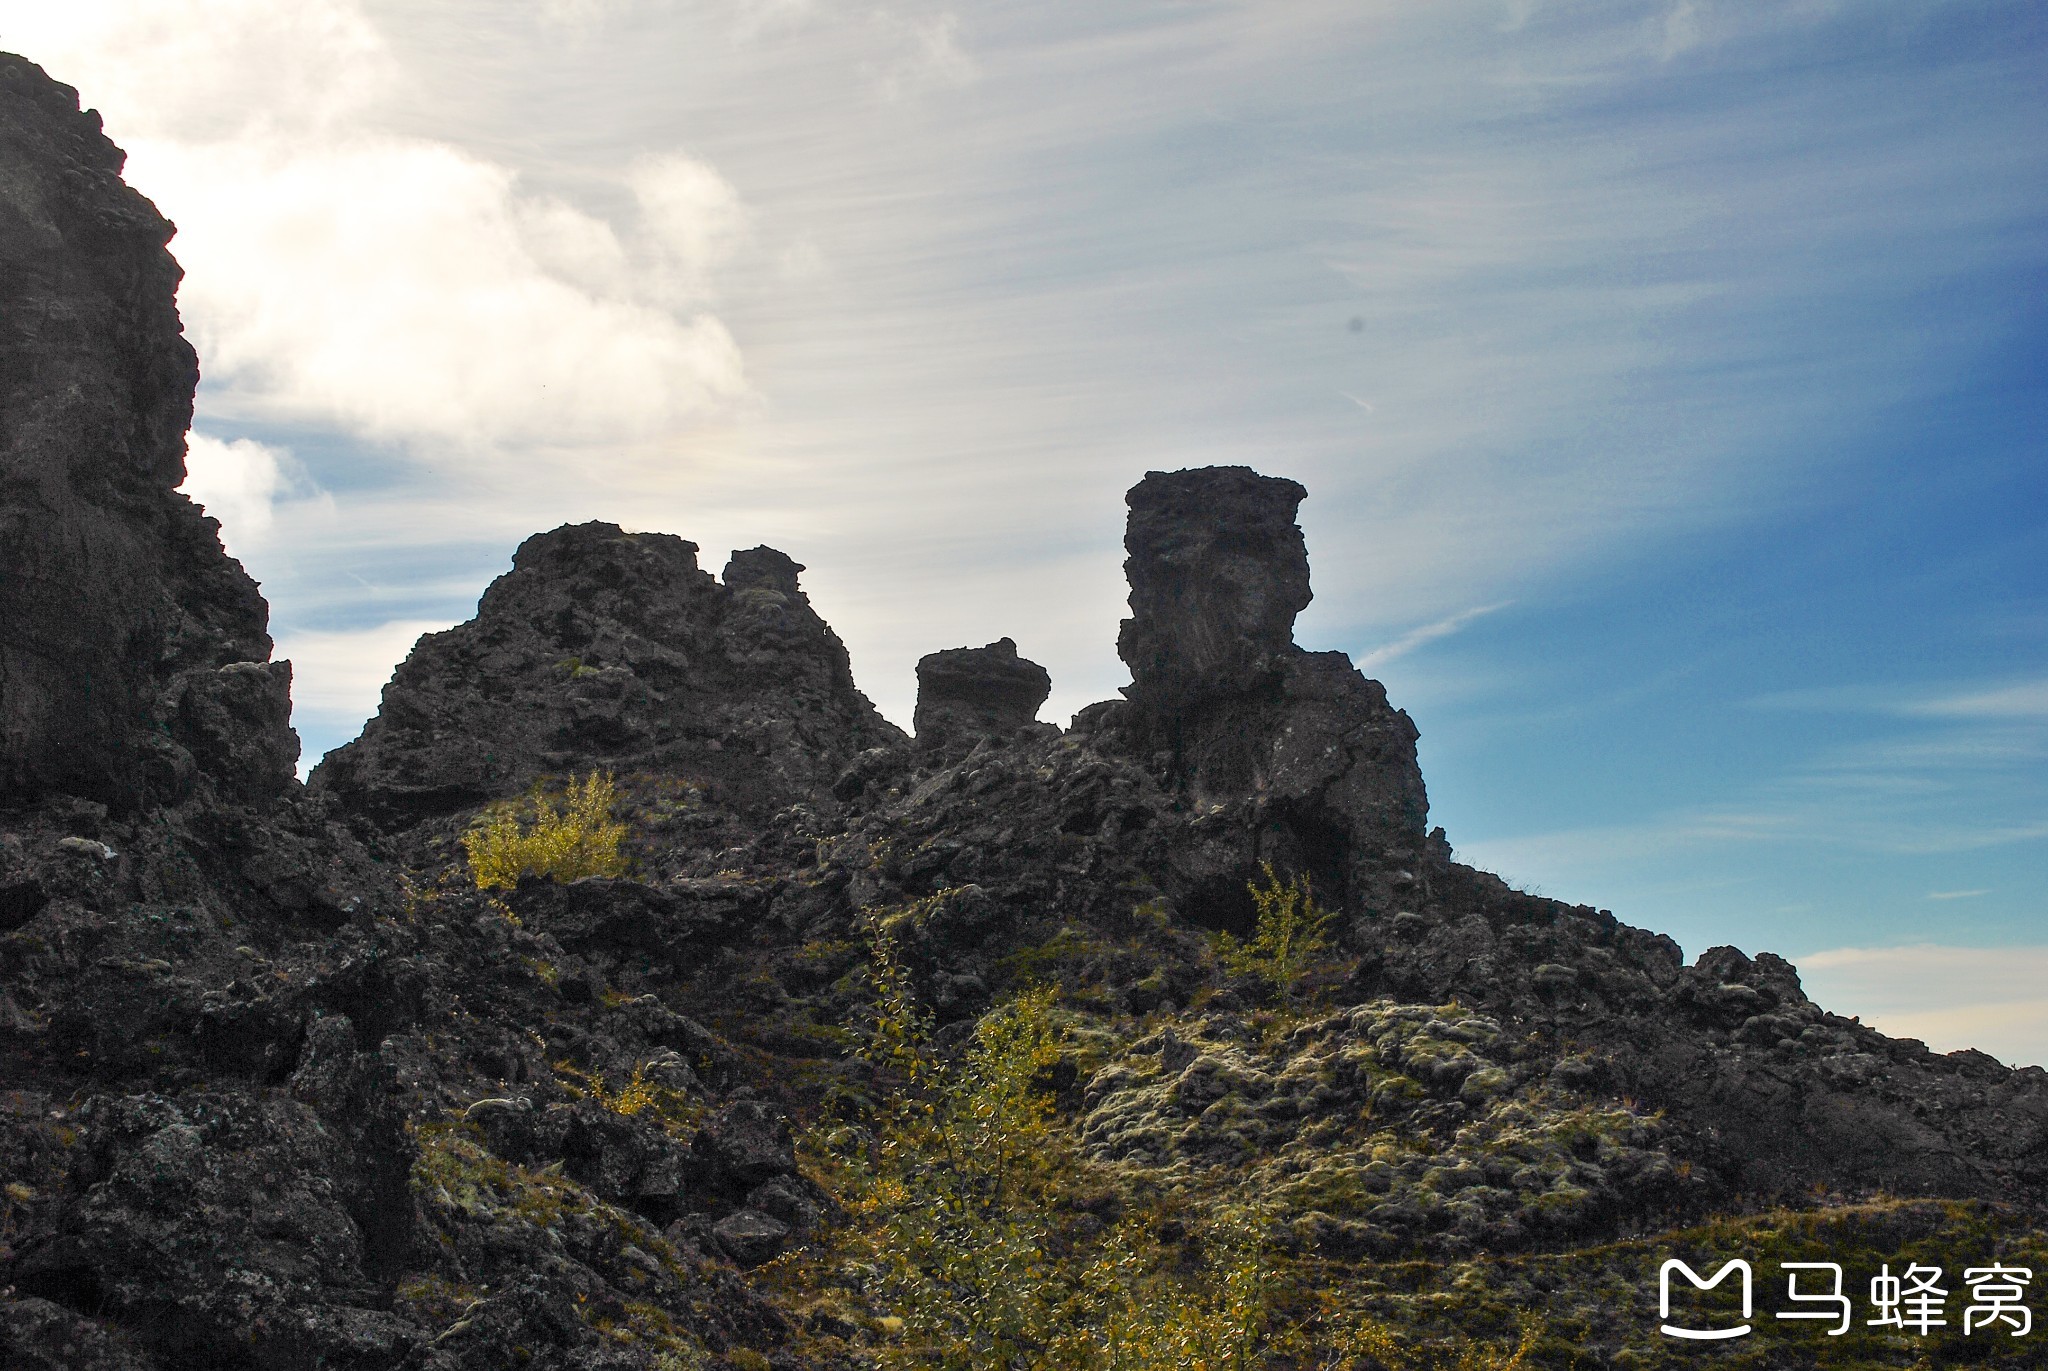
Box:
[992,923,1111,987]
[411,1120,586,1228]
[394,1273,488,1331]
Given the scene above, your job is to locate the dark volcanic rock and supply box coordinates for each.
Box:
[712,1208,790,1267]
[692,1097,799,1191]
[1117,466,1311,710]
[0,56,433,1371]
[0,54,292,812]
[16,1089,421,1369]
[913,637,1051,749]
[0,1295,154,1371]
[1345,862,2048,1206]
[1105,467,1429,930]
[311,525,904,829]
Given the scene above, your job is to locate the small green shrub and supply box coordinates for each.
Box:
[553,1059,702,1133]
[1216,864,1333,995]
[464,771,628,890]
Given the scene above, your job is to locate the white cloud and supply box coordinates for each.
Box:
[277,618,447,714]
[180,432,287,556]
[3,0,755,455]
[1796,944,2048,1068]
[630,152,751,305]
[134,132,750,450]
[0,0,390,140]
[513,196,634,300]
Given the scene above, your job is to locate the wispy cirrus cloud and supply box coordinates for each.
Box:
[1909,680,2048,720]
[1750,678,2048,721]
[1451,672,2047,977]
[1356,603,1513,671]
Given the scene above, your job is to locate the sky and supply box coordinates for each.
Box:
[3,1,2043,1061]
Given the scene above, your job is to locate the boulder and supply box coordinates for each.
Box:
[913,637,1051,749]
[711,1209,789,1267]
[691,1098,798,1192]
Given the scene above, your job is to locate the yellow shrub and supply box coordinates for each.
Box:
[464,771,628,890]
[1073,1209,1272,1371]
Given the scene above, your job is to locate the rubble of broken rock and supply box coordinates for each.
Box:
[5,47,2048,1371]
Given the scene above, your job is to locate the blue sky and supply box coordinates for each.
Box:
[4,1,2043,1060]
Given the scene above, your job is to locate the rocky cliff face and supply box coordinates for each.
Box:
[0,55,428,1371]
[0,55,294,812]
[6,48,2048,1371]
[312,525,903,831]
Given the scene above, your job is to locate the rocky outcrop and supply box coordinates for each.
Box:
[311,525,904,829]
[912,637,1051,751]
[1117,467,1311,711]
[0,54,293,812]
[1342,861,2048,1205]
[1098,467,1430,933]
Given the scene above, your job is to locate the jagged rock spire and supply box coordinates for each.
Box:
[1117,466,1311,711]
[1100,465,1429,928]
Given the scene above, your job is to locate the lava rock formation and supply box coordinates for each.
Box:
[5,48,2048,1371]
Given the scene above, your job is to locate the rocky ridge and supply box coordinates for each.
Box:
[315,526,903,833]
[4,49,2047,1371]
